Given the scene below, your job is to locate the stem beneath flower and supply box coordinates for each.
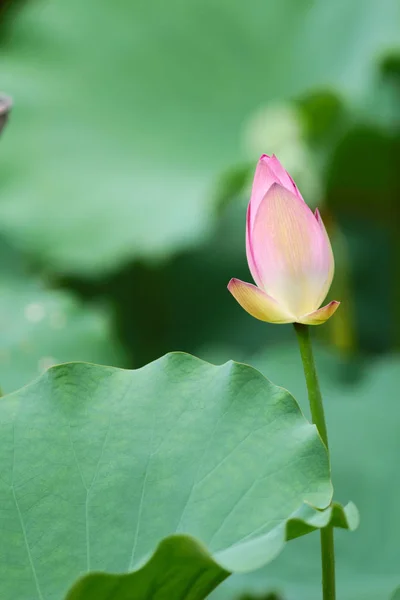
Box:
[293,322,336,600]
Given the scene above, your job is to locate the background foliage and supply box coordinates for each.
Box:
[0,0,399,598]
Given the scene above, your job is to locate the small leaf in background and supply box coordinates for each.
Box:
[0,280,126,392]
[0,239,126,392]
[0,94,11,136]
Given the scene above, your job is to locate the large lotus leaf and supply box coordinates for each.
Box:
[0,0,398,274]
[210,345,400,600]
[0,353,356,599]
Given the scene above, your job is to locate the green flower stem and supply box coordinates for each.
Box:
[294,323,329,447]
[294,322,336,600]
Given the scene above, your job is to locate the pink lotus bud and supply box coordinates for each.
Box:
[228,154,339,325]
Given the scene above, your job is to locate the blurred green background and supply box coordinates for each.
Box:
[0,0,399,598]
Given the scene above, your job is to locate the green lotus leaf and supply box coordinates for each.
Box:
[0,353,356,599]
[0,0,397,274]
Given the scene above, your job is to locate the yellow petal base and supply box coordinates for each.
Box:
[227,278,295,324]
[298,301,340,325]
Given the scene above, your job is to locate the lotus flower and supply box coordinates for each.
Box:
[228,155,339,325]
